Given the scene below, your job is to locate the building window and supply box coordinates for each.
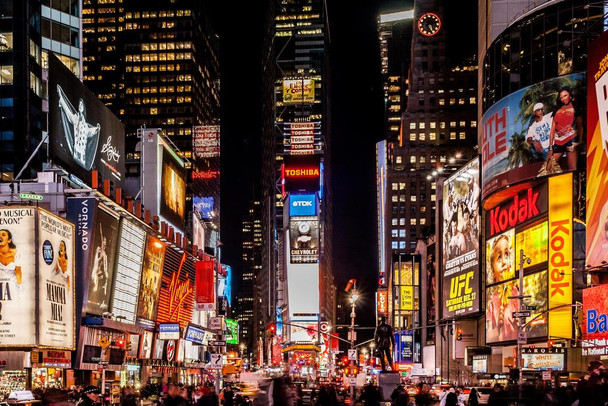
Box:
[410,195,417,202]
[392,229,398,238]
[392,218,398,226]
[420,218,426,225]
[410,156,417,163]
[440,122,446,129]
[450,121,456,128]
[0,33,13,51]
[392,241,398,249]
[429,132,436,140]
[399,195,406,202]
[410,133,416,141]
[419,133,426,141]
[392,183,398,190]
[449,132,456,140]
[471,121,477,128]
[399,183,406,190]
[459,121,466,127]
[419,122,425,129]
[430,122,436,129]
[409,122,416,129]
[395,156,402,164]
[439,98,445,105]
[392,195,398,202]
[410,218,417,225]
[469,97,476,104]
[399,241,406,249]
[449,98,455,105]
[399,229,406,238]
[399,218,406,225]
[459,98,465,105]
[459,132,466,139]
[0,66,13,84]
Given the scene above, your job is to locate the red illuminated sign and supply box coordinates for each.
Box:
[158,250,195,328]
[192,170,220,180]
[486,184,548,237]
[285,168,319,177]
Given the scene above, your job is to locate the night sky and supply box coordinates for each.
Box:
[208,0,477,330]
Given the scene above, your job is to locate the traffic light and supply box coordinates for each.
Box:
[126,337,132,352]
[115,338,125,349]
[456,329,463,341]
[342,356,349,365]
[268,324,276,336]
[345,365,359,376]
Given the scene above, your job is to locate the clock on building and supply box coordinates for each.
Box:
[417,12,441,37]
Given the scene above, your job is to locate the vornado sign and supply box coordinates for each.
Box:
[548,173,573,339]
[486,183,548,238]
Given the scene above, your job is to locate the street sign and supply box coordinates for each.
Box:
[542,370,552,381]
[19,193,43,201]
[348,377,357,386]
[98,336,111,349]
[209,340,226,347]
[348,349,357,361]
[208,353,223,369]
[517,331,527,345]
[210,317,224,331]
[513,311,531,318]
[91,357,101,362]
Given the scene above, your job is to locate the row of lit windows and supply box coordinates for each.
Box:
[125,64,189,73]
[125,85,192,94]
[392,241,417,250]
[409,121,477,130]
[128,96,193,104]
[276,13,321,21]
[391,194,436,203]
[125,10,191,19]
[139,42,192,51]
[404,131,469,142]
[125,53,192,62]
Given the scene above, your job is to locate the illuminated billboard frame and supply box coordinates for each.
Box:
[289,216,319,264]
[282,79,315,104]
[48,53,125,190]
[440,157,481,319]
[582,284,608,356]
[481,72,585,200]
[160,146,187,229]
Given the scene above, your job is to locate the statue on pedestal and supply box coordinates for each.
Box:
[374,316,395,371]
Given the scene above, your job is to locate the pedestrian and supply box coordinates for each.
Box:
[161,383,188,406]
[445,389,458,406]
[468,388,480,406]
[77,386,102,406]
[488,384,506,406]
[361,383,381,406]
[390,384,407,406]
[222,385,235,406]
[121,388,137,406]
[414,385,431,406]
[439,387,448,406]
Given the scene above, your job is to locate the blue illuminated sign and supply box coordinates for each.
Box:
[289,194,316,217]
[184,324,206,345]
[193,196,214,219]
[159,323,180,340]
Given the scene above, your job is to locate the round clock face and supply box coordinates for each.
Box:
[298,222,311,234]
[417,12,441,37]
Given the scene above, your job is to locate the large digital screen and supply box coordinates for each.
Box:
[587,30,608,268]
[289,217,319,264]
[283,155,321,193]
[48,53,125,189]
[84,208,120,316]
[482,73,586,199]
[486,271,547,344]
[111,219,146,324]
[193,196,214,220]
[377,141,388,280]
[515,222,548,268]
[226,318,239,345]
[0,208,36,346]
[37,209,75,349]
[136,235,165,329]
[282,79,315,104]
[286,261,320,319]
[290,321,318,343]
[289,194,317,217]
[160,147,186,228]
[485,229,515,286]
[441,158,480,318]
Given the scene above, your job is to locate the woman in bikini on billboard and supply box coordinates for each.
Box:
[547,86,583,171]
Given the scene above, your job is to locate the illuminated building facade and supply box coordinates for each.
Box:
[259,0,335,366]
[82,0,220,234]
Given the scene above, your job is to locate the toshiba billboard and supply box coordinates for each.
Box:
[283,155,321,193]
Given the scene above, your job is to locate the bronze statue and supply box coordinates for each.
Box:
[374,316,395,371]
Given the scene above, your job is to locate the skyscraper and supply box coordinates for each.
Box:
[259,0,334,368]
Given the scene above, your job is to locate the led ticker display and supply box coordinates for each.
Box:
[37,210,75,349]
[48,53,125,189]
[136,235,165,330]
[481,72,585,199]
[587,30,608,268]
[441,158,481,319]
[85,207,119,316]
[111,219,146,325]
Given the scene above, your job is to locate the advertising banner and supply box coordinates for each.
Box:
[136,235,165,330]
[160,147,187,228]
[282,79,315,104]
[587,30,608,267]
[37,210,75,349]
[290,321,318,343]
[472,356,488,373]
[195,260,214,311]
[193,125,220,159]
[286,261,320,318]
[481,73,586,199]
[441,158,480,318]
[583,284,608,356]
[289,217,319,264]
[157,250,195,328]
[289,194,317,217]
[426,245,436,341]
[486,271,548,343]
[377,289,388,315]
[184,324,206,345]
[139,330,153,359]
[158,323,180,340]
[193,196,214,220]
[192,214,205,251]
[85,207,119,316]
[283,155,321,193]
[522,348,566,371]
[48,53,125,189]
[515,222,549,269]
[394,330,413,363]
[0,208,36,346]
[289,122,315,155]
[377,141,388,280]
[548,173,573,340]
[400,286,414,311]
[111,219,146,324]
[226,318,239,345]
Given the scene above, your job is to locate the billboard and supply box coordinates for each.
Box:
[286,262,320,319]
[283,155,321,193]
[289,194,317,217]
[111,219,146,324]
[441,158,480,318]
[547,173,573,340]
[0,208,36,346]
[158,323,180,340]
[226,318,239,345]
[84,207,119,316]
[157,250,195,328]
[193,196,214,220]
[582,284,608,356]
[282,79,315,104]
[37,210,75,349]
[160,146,187,228]
[377,141,388,280]
[515,222,549,269]
[192,213,205,250]
[486,271,548,343]
[193,125,220,159]
[288,122,315,155]
[587,30,608,267]
[481,73,586,199]
[522,348,566,371]
[48,53,125,189]
[290,321,318,343]
[485,229,515,286]
[289,216,319,264]
[136,234,165,329]
[195,260,214,311]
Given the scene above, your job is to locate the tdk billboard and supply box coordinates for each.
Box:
[289,194,317,217]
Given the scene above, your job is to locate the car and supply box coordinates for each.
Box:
[429,384,452,399]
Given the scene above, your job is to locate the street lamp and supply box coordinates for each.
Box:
[348,289,359,406]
